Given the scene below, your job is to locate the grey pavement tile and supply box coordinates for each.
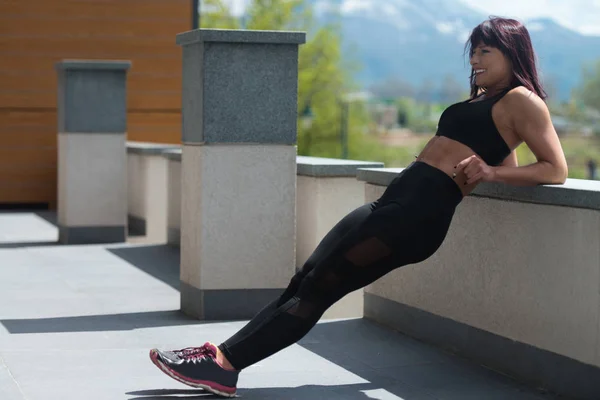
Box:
[240,369,364,389]
[0,222,579,400]
[425,379,561,400]
[302,318,457,364]
[376,361,495,391]
[0,357,25,400]
[233,385,352,400]
[18,379,204,400]
[0,212,58,245]
[0,248,57,267]
[0,319,235,353]
[294,348,402,386]
[126,388,220,400]
[330,382,439,400]
[240,347,370,385]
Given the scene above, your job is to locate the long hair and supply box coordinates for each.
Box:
[465,17,547,100]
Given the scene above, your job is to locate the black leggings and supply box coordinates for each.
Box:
[219,161,463,370]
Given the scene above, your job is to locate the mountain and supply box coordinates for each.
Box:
[309,0,600,101]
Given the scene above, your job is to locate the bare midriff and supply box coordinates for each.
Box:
[414,136,482,197]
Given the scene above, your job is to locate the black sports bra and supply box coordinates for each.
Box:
[435,88,512,166]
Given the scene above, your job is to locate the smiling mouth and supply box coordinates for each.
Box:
[474,69,486,75]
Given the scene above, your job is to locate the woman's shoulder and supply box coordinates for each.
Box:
[502,86,548,117]
[503,85,544,105]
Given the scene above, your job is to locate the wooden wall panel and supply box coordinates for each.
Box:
[0,186,57,205]
[1,55,181,74]
[0,71,182,93]
[127,112,181,143]
[0,0,190,20]
[0,17,187,38]
[0,0,191,206]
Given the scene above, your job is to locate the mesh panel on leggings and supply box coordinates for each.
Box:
[285,236,392,319]
[342,237,392,267]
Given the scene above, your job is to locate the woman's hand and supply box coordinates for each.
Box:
[455,155,496,185]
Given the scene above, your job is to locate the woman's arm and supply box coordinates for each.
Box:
[499,149,518,168]
[492,87,568,186]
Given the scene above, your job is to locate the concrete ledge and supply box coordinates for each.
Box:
[164,149,182,161]
[126,142,180,156]
[58,225,126,244]
[297,156,384,177]
[55,60,131,71]
[357,167,600,210]
[180,282,284,320]
[128,215,146,236]
[364,292,600,400]
[164,153,383,175]
[176,29,306,46]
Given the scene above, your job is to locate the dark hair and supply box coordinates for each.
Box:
[465,17,547,100]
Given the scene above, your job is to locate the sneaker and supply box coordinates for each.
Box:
[149,342,239,397]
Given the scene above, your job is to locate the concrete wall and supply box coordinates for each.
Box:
[59,133,127,229]
[126,142,179,242]
[164,149,182,247]
[358,166,600,399]
[56,60,130,244]
[126,143,387,320]
[296,156,383,319]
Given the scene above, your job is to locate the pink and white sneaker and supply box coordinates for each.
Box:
[150,342,239,397]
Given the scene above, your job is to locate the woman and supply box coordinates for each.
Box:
[149,17,568,397]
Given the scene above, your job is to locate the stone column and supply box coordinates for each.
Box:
[55,60,130,244]
[176,29,306,320]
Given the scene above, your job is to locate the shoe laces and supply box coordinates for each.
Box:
[177,343,216,363]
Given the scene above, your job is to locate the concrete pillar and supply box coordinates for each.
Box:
[296,156,384,320]
[176,29,306,320]
[163,149,182,247]
[126,142,179,242]
[55,60,130,244]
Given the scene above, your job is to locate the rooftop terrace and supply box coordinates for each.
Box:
[0,211,564,400]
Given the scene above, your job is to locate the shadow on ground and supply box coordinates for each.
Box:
[33,210,58,227]
[1,310,207,334]
[2,243,185,334]
[127,389,221,399]
[126,384,385,399]
[0,234,563,399]
[107,244,181,290]
[0,240,59,249]
[127,319,560,400]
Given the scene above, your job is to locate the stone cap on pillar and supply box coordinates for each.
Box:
[176,29,306,145]
[55,60,132,71]
[56,59,131,134]
[176,29,306,46]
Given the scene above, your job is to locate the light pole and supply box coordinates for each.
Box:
[300,104,314,130]
[339,99,349,159]
[339,92,370,159]
[192,0,199,29]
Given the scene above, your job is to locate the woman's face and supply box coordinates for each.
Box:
[470,43,513,91]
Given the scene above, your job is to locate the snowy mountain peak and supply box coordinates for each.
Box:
[313,0,480,43]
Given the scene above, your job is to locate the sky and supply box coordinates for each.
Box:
[217,0,600,36]
[459,0,600,35]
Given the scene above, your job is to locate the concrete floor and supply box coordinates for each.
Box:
[0,211,565,399]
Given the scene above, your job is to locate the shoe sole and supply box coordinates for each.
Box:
[149,349,237,398]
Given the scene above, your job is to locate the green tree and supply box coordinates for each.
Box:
[200,0,240,29]
[578,60,600,113]
[199,0,375,160]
